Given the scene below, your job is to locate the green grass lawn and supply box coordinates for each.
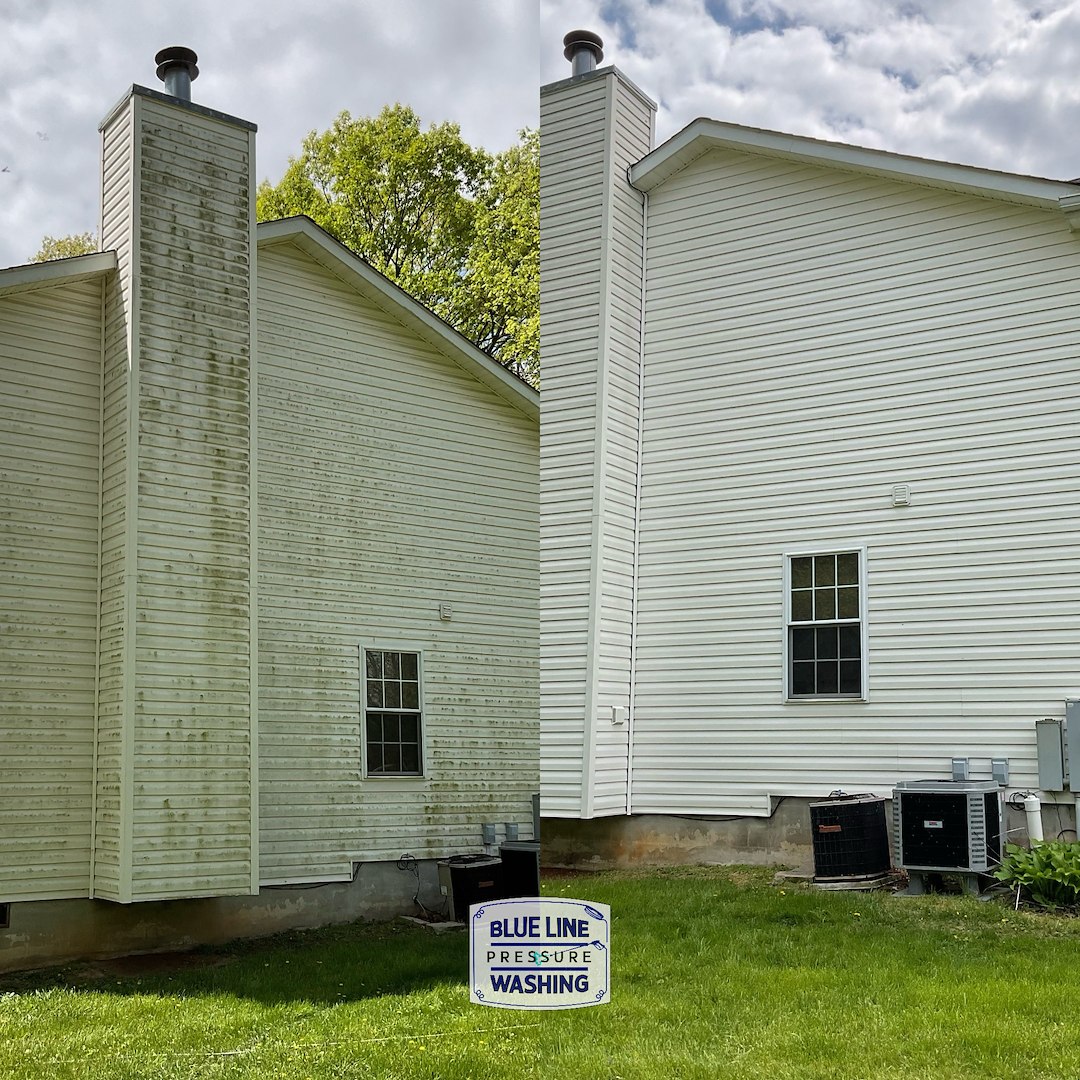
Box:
[3,867,1080,1079]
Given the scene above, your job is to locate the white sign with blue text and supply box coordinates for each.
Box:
[470,897,611,1009]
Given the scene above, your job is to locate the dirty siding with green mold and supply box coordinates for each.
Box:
[0,278,103,901]
[0,82,538,914]
[95,91,257,902]
[257,243,538,882]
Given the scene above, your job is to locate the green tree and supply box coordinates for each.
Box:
[257,106,538,384]
[452,130,538,385]
[31,231,97,262]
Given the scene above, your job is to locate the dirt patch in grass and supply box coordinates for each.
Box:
[0,948,236,989]
[78,950,234,979]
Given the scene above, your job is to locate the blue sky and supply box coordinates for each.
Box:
[0,0,539,268]
[540,0,1080,180]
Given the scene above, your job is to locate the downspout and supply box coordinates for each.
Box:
[626,175,647,816]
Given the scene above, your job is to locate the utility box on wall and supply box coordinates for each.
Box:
[1037,718,1067,790]
[1067,701,1080,789]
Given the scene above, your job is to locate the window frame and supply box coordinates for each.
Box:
[782,547,868,703]
[360,643,428,779]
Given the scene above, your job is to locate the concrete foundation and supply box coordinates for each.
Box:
[541,802,817,871]
[540,799,1051,872]
[0,859,444,974]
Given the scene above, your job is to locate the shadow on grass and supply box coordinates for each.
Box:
[0,869,610,1010]
[0,918,471,1006]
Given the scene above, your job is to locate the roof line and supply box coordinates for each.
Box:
[257,216,538,423]
[0,250,117,297]
[629,118,1079,208]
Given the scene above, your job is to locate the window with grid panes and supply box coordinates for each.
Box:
[363,649,423,775]
[788,552,863,698]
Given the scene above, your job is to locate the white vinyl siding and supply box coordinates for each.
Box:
[97,91,255,900]
[257,244,538,882]
[632,146,1080,813]
[0,279,103,901]
[95,101,136,901]
[540,70,654,817]
[594,83,654,815]
[540,76,608,816]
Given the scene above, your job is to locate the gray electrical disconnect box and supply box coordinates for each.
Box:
[1067,701,1080,790]
[1037,718,1066,790]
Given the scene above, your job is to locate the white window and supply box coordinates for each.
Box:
[362,648,423,775]
[785,550,866,699]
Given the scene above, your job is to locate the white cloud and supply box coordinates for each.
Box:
[540,0,1080,178]
[0,0,538,268]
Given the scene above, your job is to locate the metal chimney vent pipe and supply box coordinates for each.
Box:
[563,30,604,76]
[155,46,199,102]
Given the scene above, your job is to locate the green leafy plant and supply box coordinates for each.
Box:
[994,841,1080,909]
[257,107,538,383]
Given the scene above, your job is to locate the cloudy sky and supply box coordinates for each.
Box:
[541,0,1080,181]
[5,2,1080,268]
[0,0,538,268]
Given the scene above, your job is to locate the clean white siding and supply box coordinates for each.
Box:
[540,71,654,817]
[257,245,538,882]
[540,76,608,816]
[0,279,102,900]
[634,147,1080,813]
[594,84,653,814]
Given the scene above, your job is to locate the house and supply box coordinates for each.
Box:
[0,49,538,971]
[539,31,1080,867]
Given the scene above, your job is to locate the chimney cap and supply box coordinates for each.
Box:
[563,29,604,64]
[155,46,199,83]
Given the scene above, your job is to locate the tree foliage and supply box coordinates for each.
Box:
[452,130,538,383]
[257,106,538,385]
[31,232,97,263]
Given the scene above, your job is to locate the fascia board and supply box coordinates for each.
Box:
[630,118,1078,210]
[0,251,117,297]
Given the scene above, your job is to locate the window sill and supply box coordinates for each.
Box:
[785,695,867,704]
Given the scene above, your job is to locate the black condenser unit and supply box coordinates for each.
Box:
[809,794,892,881]
[893,779,1002,873]
[499,840,540,898]
[436,854,503,921]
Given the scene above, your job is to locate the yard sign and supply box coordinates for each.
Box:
[470,897,611,1009]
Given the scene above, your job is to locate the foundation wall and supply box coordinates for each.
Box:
[540,800,1053,872]
[0,859,443,974]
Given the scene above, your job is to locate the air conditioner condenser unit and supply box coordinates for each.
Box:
[893,779,1002,874]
